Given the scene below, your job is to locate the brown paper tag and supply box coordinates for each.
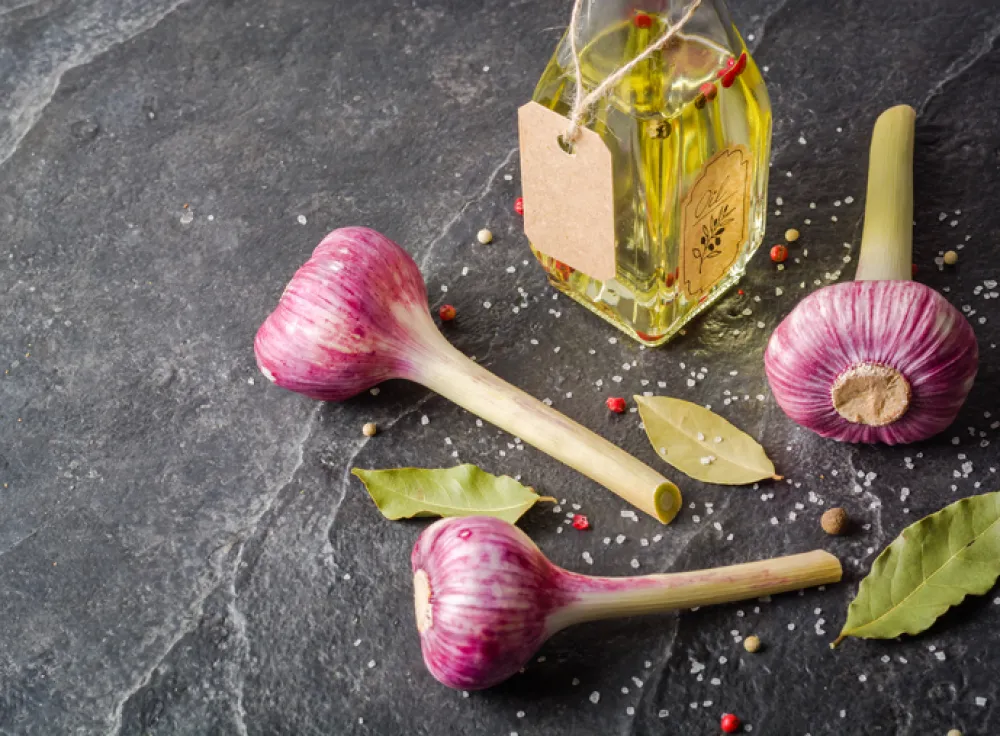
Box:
[681,145,752,298]
[518,101,616,282]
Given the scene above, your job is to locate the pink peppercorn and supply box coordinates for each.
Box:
[572,514,590,530]
[605,397,626,414]
[720,713,741,733]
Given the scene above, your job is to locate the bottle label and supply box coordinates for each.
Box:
[681,145,752,299]
[517,101,617,282]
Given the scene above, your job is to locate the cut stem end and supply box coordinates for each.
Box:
[653,482,683,524]
[831,363,911,427]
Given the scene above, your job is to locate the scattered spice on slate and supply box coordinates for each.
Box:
[944,250,958,265]
[770,244,788,263]
[821,507,848,535]
[477,228,493,244]
[743,635,761,653]
[438,304,457,321]
[606,396,627,414]
[362,422,377,437]
[720,713,741,733]
[785,228,800,242]
[514,197,524,216]
[572,514,590,530]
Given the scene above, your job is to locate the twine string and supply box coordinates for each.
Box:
[563,0,704,144]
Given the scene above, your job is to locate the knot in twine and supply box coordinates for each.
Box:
[564,0,704,144]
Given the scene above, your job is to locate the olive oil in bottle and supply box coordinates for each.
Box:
[528,1,771,346]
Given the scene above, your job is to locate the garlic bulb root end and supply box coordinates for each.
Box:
[414,569,433,634]
[831,362,911,427]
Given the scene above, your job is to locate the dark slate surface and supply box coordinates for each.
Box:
[2,0,999,733]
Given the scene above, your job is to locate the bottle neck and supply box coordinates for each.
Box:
[567,0,737,52]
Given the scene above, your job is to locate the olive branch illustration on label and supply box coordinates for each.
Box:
[692,203,736,273]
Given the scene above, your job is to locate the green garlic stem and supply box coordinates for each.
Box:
[413,332,682,524]
[855,105,916,282]
[548,550,843,632]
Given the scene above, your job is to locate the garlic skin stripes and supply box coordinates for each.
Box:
[255,227,437,400]
[412,516,568,691]
[764,106,978,445]
[412,516,841,691]
[766,279,977,445]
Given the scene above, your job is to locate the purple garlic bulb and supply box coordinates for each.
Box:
[411,516,567,691]
[766,281,978,444]
[411,516,841,690]
[254,227,437,400]
[765,105,978,445]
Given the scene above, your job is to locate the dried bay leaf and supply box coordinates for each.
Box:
[634,396,779,485]
[834,491,1000,646]
[351,464,554,523]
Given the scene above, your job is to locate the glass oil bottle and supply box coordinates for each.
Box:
[529,0,771,346]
